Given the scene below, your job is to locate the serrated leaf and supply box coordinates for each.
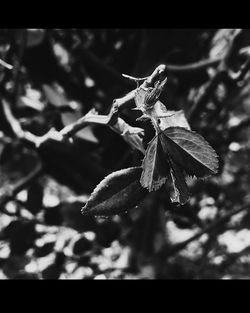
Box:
[140,135,170,192]
[82,167,148,216]
[141,126,218,203]
[159,126,219,178]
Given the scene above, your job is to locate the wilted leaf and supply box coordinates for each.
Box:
[140,135,170,191]
[134,86,150,111]
[82,167,148,216]
[113,118,144,153]
[134,78,167,111]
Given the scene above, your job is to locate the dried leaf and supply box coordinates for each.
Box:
[113,118,145,153]
[82,167,148,216]
[134,87,149,110]
[134,78,167,111]
[151,101,190,130]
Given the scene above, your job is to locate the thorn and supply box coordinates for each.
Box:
[122,73,149,82]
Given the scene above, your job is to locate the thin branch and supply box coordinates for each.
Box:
[159,203,250,259]
[187,71,228,123]
[12,29,27,105]
[229,57,250,83]
[0,163,43,210]
[1,64,166,157]
[0,58,13,70]
[2,98,39,146]
[2,98,25,137]
[59,65,167,137]
[70,39,134,89]
[187,30,242,124]
[166,57,222,74]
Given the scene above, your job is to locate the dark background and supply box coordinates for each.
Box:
[1,29,250,279]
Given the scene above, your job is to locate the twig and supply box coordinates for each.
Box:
[187,71,227,123]
[159,203,250,259]
[187,30,242,124]
[2,98,38,145]
[2,98,25,137]
[12,29,27,105]
[0,58,13,70]
[229,57,250,83]
[59,109,109,138]
[0,163,43,210]
[166,57,222,74]
[68,38,134,89]
[59,65,167,137]
[2,64,166,157]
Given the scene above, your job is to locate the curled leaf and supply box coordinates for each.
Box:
[140,135,170,192]
[134,78,167,111]
[82,167,148,216]
[168,159,190,205]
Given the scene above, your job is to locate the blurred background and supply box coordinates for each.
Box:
[1,29,250,279]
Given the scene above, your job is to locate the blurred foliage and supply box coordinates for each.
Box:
[1,29,250,279]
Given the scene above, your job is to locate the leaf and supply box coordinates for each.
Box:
[114,118,145,153]
[134,87,149,110]
[140,135,171,192]
[140,126,218,203]
[19,95,45,112]
[168,158,190,205]
[76,125,99,143]
[42,84,68,107]
[159,126,219,178]
[134,78,167,111]
[151,101,191,130]
[209,29,241,61]
[82,167,148,216]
